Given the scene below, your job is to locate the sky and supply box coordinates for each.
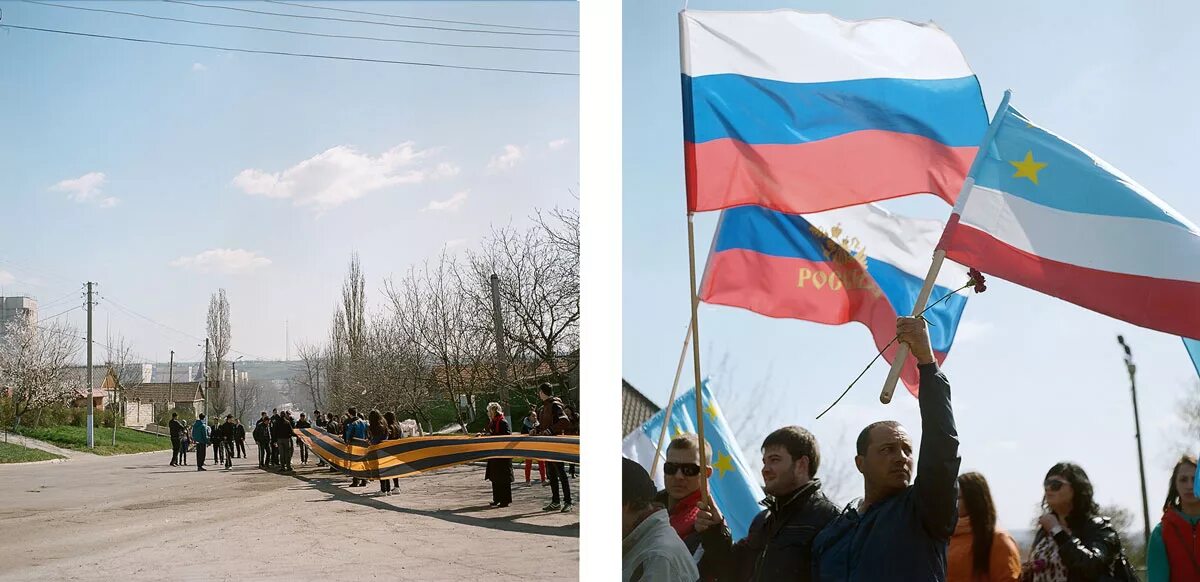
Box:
[623,0,1200,532]
[0,1,578,367]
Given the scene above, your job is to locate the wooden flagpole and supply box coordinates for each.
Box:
[650,319,692,480]
[685,213,710,502]
[880,89,1013,403]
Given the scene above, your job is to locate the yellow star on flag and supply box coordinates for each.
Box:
[704,400,719,422]
[712,450,735,478]
[1009,150,1047,185]
[672,423,684,437]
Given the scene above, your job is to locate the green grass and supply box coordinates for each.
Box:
[17,425,171,456]
[0,441,64,463]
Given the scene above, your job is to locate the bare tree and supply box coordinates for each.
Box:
[326,254,367,412]
[103,334,144,441]
[234,380,264,423]
[293,341,325,411]
[0,319,79,431]
[206,289,231,415]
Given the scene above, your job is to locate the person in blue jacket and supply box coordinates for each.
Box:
[191,413,210,472]
[812,316,961,581]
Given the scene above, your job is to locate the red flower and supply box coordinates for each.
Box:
[967,268,987,293]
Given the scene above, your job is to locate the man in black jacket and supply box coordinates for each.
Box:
[294,413,312,465]
[694,425,840,581]
[811,316,961,581]
[253,412,271,468]
[233,420,246,459]
[272,411,295,472]
[218,415,237,469]
[536,383,573,513]
[168,413,185,467]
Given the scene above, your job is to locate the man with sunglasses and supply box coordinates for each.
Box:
[693,424,839,581]
[656,434,712,561]
[811,316,961,581]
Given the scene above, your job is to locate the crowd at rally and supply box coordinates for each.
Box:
[622,317,1192,582]
[163,382,580,513]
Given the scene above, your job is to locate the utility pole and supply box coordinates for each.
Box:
[1117,335,1152,547]
[489,274,511,420]
[86,282,94,449]
[167,350,174,413]
[203,338,210,421]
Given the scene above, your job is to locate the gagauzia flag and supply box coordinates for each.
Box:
[700,204,969,395]
[294,429,579,481]
[939,106,1200,339]
[1185,338,1200,379]
[681,10,987,214]
[622,380,763,542]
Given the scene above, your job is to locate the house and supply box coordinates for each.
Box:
[622,379,660,437]
[64,366,117,409]
[120,382,205,427]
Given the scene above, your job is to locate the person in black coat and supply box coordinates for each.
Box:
[294,413,312,465]
[1023,462,1133,581]
[253,412,271,468]
[211,421,224,464]
[168,413,185,467]
[217,415,237,469]
[233,419,246,459]
[481,402,514,508]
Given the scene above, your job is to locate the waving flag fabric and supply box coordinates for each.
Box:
[681,10,987,215]
[1185,338,1200,380]
[294,429,579,481]
[939,106,1200,338]
[700,204,969,395]
[622,380,762,542]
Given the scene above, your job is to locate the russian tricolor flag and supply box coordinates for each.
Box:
[681,11,988,215]
[700,204,970,395]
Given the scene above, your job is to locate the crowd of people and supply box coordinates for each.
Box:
[163,383,581,515]
[622,317,1168,582]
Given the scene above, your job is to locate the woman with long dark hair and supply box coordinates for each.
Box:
[1147,455,1200,581]
[367,409,392,496]
[1021,462,1133,581]
[948,472,1020,581]
[481,402,513,508]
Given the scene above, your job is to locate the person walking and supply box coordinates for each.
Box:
[368,410,391,496]
[271,410,295,472]
[295,413,312,465]
[233,419,246,459]
[191,414,209,471]
[253,411,271,468]
[536,383,573,512]
[481,402,513,508]
[947,472,1021,582]
[168,412,185,467]
[218,415,236,470]
[521,410,547,486]
[385,411,401,490]
[1147,456,1200,582]
[343,408,369,487]
[1022,462,1136,581]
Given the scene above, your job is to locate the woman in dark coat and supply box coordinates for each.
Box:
[481,402,513,508]
[384,411,401,490]
[367,410,391,497]
[1022,462,1133,581]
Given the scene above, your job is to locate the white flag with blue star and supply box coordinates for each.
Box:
[622,379,763,541]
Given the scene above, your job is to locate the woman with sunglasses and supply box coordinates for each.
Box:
[1022,462,1131,581]
[1147,455,1200,582]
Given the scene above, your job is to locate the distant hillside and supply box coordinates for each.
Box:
[148,360,311,411]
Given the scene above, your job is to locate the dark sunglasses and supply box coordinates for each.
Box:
[663,462,702,477]
[1044,479,1069,492]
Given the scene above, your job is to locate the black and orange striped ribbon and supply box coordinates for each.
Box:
[293,428,580,481]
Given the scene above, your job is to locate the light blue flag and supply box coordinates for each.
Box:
[621,379,764,541]
[1184,338,1200,379]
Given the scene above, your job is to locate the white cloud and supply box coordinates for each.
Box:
[0,270,13,285]
[422,190,468,213]
[487,144,524,172]
[232,143,455,212]
[192,63,207,72]
[548,138,569,151]
[50,172,119,207]
[169,249,272,275]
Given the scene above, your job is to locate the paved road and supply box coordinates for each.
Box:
[0,443,579,581]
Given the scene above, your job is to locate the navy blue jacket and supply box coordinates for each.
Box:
[812,363,960,581]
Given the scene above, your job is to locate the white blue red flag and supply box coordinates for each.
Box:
[700,204,969,395]
[680,10,987,214]
[939,106,1200,338]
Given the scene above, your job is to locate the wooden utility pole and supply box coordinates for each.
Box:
[86,282,94,449]
[489,274,511,420]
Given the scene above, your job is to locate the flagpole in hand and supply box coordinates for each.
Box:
[686,212,711,503]
[880,89,1013,404]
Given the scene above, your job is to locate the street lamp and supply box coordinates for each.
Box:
[1117,335,1151,547]
[232,356,244,422]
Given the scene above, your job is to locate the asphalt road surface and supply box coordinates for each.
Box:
[0,442,579,581]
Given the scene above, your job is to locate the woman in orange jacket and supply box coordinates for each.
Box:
[948,472,1022,582]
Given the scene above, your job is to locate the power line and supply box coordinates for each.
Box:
[102,298,270,361]
[1,24,579,76]
[163,0,577,38]
[22,1,577,54]
[263,0,578,34]
[38,305,80,323]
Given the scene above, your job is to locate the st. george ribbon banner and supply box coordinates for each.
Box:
[294,428,580,481]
